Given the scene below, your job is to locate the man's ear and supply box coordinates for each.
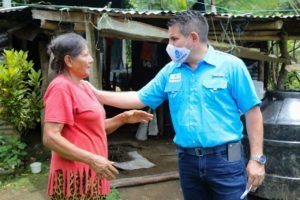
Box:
[64,55,72,68]
[191,32,200,42]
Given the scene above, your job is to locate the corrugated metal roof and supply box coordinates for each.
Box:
[3,4,300,20]
[85,7,300,20]
[0,6,28,13]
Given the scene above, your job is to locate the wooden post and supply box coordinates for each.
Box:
[276,34,291,89]
[85,14,101,89]
[39,42,50,97]
[258,61,264,82]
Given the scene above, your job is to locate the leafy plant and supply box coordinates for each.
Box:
[0,136,27,171]
[0,49,43,135]
[106,188,121,200]
[128,0,196,10]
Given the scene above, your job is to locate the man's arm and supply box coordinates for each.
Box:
[86,81,145,109]
[245,106,265,189]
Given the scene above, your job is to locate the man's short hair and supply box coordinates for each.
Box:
[167,10,209,43]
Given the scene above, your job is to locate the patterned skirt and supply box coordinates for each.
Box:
[49,170,106,200]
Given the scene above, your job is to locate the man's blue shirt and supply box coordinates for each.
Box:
[138,46,261,148]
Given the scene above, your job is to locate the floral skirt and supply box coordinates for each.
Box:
[49,170,106,200]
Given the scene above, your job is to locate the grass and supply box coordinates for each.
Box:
[0,160,49,190]
[0,160,121,200]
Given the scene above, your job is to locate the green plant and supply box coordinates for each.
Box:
[0,136,27,171]
[106,188,121,200]
[0,49,43,134]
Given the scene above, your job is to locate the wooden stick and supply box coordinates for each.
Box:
[111,171,179,188]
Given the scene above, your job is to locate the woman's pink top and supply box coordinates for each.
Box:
[44,74,109,197]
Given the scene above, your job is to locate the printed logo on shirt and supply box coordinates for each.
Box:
[169,73,181,83]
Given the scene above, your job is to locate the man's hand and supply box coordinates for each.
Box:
[122,110,153,124]
[246,160,265,190]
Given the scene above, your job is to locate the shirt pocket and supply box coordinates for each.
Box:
[202,76,229,103]
[164,82,182,111]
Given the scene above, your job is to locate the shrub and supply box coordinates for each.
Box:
[0,135,27,171]
[0,49,43,135]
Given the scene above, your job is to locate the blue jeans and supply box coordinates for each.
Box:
[177,144,247,200]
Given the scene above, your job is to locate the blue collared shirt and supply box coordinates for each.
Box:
[138,46,261,147]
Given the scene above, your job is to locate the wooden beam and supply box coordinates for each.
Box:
[246,20,283,31]
[208,20,284,32]
[209,31,280,36]
[40,20,85,32]
[111,171,179,188]
[210,41,288,63]
[209,35,282,41]
[209,35,300,41]
[285,64,300,72]
[32,9,86,23]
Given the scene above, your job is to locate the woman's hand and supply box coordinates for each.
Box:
[122,109,153,124]
[105,109,153,134]
[90,155,119,180]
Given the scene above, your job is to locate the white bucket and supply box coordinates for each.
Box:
[30,162,42,174]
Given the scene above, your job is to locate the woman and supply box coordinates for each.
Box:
[43,32,153,199]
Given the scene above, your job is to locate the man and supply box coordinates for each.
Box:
[90,10,265,200]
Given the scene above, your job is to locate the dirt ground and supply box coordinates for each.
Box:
[108,133,183,200]
[0,131,183,200]
[0,128,263,200]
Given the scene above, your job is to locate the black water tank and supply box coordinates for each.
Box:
[245,90,300,199]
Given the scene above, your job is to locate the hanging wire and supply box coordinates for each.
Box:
[229,21,236,47]
[58,7,71,32]
[219,19,235,53]
[86,13,98,30]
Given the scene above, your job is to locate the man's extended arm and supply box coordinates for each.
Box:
[86,81,145,109]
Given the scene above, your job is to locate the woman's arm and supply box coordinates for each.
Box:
[104,110,153,134]
[43,122,118,180]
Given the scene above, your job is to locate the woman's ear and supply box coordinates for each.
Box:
[64,55,72,68]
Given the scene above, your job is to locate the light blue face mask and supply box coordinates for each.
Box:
[166,44,191,63]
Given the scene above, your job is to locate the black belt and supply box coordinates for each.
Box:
[177,141,240,156]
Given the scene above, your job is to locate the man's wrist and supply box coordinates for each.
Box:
[250,154,267,165]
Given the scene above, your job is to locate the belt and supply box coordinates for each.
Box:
[177,141,240,156]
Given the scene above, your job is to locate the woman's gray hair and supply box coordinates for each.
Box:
[167,10,209,43]
[47,32,87,74]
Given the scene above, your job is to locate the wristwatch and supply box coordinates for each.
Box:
[250,154,267,165]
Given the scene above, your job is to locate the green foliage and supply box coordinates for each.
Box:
[0,49,43,134]
[128,0,196,10]
[285,72,300,89]
[106,188,121,200]
[0,136,27,171]
[215,0,299,15]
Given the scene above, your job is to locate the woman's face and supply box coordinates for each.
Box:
[66,45,94,79]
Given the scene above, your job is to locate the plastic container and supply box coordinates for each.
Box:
[30,162,42,174]
[243,90,300,199]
